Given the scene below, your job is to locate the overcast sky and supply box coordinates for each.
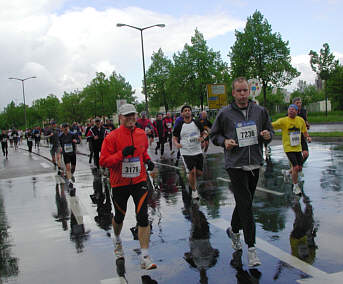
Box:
[1,0,342,110]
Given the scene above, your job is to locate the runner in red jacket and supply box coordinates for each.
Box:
[99,103,157,270]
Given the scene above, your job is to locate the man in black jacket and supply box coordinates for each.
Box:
[89,118,106,169]
[211,77,272,267]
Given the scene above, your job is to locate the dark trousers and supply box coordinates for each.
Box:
[28,141,33,152]
[155,136,165,155]
[88,140,93,163]
[1,143,8,156]
[227,168,260,247]
[94,150,100,169]
[166,133,172,151]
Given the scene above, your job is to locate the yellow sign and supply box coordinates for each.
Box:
[207,84,227,109]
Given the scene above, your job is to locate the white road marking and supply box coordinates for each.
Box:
[216,177,284,196]
[154,161,182,170]
[297,271,343,284]
[40,162,51,168]
[210,218,331,283]
[101,276,126,284]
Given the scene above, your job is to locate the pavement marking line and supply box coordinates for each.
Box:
[101,276,126,284]
[154,161,182,170]
[40,162,51,168]
[210,218,329,280]
[216,177,284,196]
[297,271,343,284]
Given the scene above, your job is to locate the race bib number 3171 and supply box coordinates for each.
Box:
[235,121,258,147]
[122,157,141,178]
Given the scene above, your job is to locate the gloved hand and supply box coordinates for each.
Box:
[146,160,154,171]
[122,145,135,157]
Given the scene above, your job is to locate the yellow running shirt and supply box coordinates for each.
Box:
[272,116,307,152]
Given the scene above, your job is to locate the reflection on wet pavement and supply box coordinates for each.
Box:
[0,190,19,281]
[0,142,343,283]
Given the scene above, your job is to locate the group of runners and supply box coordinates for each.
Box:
[0,126,43,157]
[94,76,312,271]
[1,76,312,272]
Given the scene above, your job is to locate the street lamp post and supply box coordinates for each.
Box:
[116,23,165,116]
[8,76,36,129]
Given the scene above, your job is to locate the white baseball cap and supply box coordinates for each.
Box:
[119,104,137,115]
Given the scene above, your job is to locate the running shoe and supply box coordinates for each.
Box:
[140,255,157,270]
[248,247,261,266]
[226,227,242,251]
[293,184,302,195]
[191,189,199,200]
[114,241,124,259]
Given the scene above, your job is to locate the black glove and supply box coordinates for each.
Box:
[122,145,135,157]
[147,160,154,171]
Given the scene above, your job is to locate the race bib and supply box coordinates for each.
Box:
[2,138,7,142]
[290,131,300,146]
[28,137,33,142]
[235,121,258,147]
[65,143,73,153]
[13,135,17,138]
[122,157,141,178]
[188,135,199,144]
[145,127,151,134]
[166,122,172,129]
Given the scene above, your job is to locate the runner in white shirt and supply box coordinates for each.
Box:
[173,105,208,201]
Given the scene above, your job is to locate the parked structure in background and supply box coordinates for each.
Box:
[307,100,331,113]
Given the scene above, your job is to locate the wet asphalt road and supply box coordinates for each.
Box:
[1,139,343,284]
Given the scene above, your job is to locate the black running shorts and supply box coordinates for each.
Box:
[63,153,76,165]
[182,153,204,172]
[286,152,303,167]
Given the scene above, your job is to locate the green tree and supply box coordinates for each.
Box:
[2,101,24,129]
[229,10,300,106]
[172,29,229,110]
[326,64,343,110]
[59,91,85,123]
[309,43,339,115]
[290,84,324,107]
[146,48,173,112]
[84,72,136,119]
[31,95,60,124]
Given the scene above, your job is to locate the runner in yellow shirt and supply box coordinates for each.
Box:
[272,104,311,195]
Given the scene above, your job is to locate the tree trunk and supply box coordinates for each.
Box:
[263,82,267,107]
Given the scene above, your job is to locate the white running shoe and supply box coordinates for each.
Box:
[114,241,124,258]
[226,227,242,251]
[141,255,157,270]
[248,247,261,267]
[293,184,302,195]
[191,190,199,200]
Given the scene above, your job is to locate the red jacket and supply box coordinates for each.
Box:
[163,117,173,134]
[99,125,150,188]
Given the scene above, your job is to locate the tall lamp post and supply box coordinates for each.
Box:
[8,76,36,129]
[116,23,165,116]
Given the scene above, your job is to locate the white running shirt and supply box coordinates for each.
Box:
[180,121,202,156]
